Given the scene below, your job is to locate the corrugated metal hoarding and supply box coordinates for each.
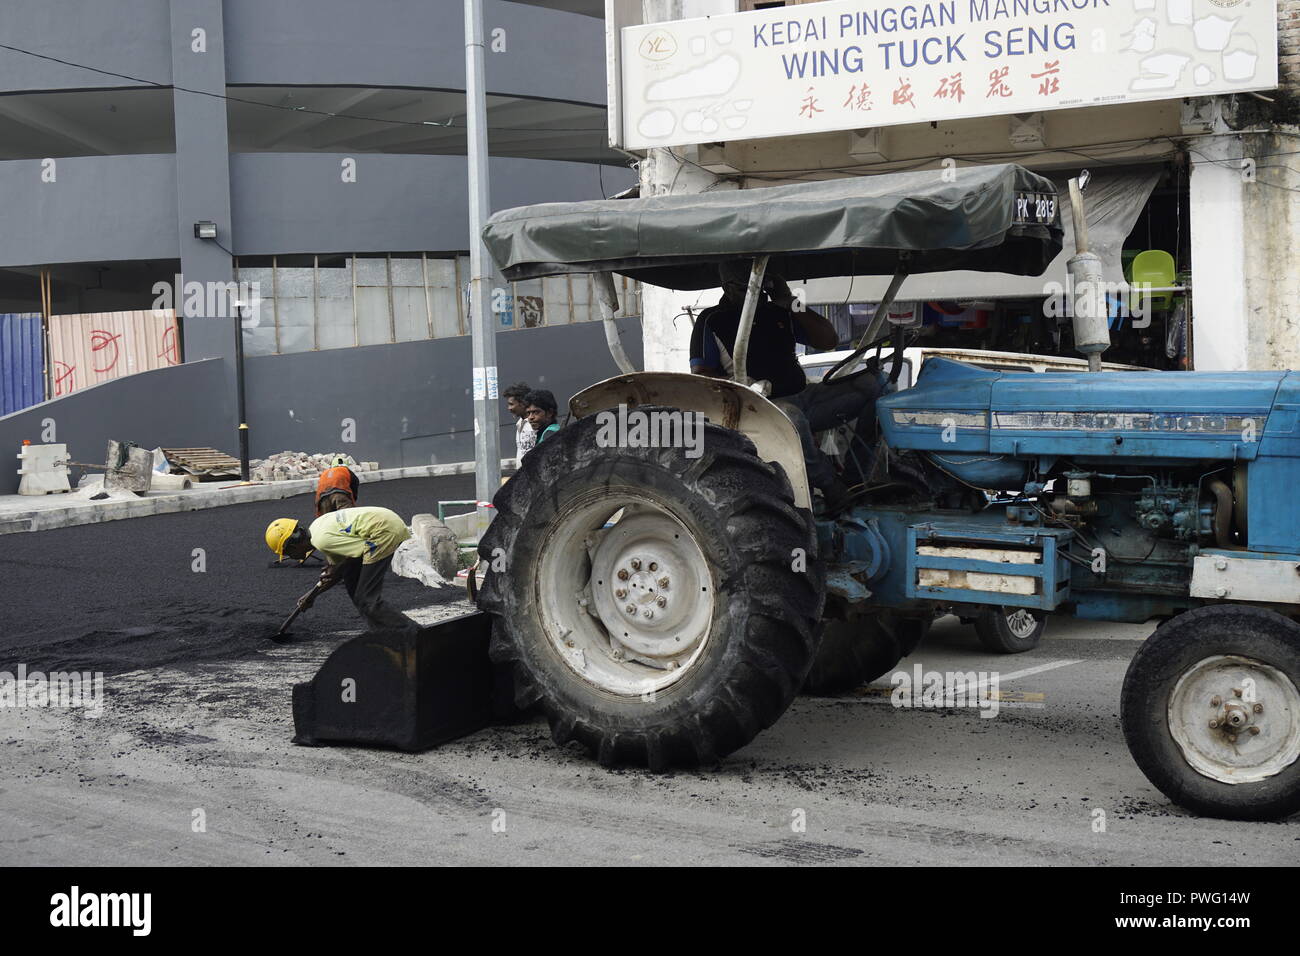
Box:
[46,310,180,398]
[1,313,44,415]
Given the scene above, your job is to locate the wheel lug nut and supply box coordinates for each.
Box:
[643,609,654,619]
[615,588,627,599]
[630,558,642,571]
[617,569,629,581]
[1210,696,1222,707]
[625,604,636,615]
[657,596,667,608]
[1253,703,1263,714]
[658,577,670,589]
[1249,726,1261,735]
[1209,719,1220,729]
[648,561,657,572]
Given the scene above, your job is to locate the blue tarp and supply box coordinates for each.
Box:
[1,313,44,416]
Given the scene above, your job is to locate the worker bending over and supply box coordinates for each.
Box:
[315,456,359,516]
[265,506,414,632]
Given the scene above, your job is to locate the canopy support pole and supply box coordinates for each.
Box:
[595,271,636,374]
[731,255,769,387]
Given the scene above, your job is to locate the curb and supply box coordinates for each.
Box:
[1,460,515,534]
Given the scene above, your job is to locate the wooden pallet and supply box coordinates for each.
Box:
[162,447,242,479]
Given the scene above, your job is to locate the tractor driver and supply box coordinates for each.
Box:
[689,261,884,513]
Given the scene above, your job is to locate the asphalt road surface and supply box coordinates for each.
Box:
[0,475,478,670]
[2,479,1299,865]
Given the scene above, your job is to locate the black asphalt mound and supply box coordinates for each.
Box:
[0,475,476,672]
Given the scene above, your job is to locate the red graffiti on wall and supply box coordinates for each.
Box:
[90,329,122,373]
[158,325,179,365]
[53,361,76,397]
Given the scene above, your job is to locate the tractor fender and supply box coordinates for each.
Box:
[569,371,812,511]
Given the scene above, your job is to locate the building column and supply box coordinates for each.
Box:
[169,0,235,363]
[1240,131,1300,371]
[1188,133,1249,371]
[637,149,735,372]
[634,0,740,373]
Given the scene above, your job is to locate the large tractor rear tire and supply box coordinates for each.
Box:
[803,617,900,696]
[478,409,825,769]
[1121,604,1300,820]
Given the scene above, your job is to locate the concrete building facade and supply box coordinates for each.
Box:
[0,0,636,493]
[609,0,1300,375]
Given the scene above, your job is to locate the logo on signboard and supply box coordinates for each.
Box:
[1208,0,1244,7]
[639,30,677,61]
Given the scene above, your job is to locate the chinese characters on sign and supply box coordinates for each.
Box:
[812,61,1055,120]
[619,0,1279,149]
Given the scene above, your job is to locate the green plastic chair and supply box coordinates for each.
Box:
[1130,249,1176,313]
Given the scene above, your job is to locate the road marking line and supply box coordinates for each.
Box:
[1053,632,1146,641]
[807,658,1082,705]
[993,659,1082,683]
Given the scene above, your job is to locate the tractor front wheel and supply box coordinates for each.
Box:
[974,605,1046,654]
[1121,604,1300,820]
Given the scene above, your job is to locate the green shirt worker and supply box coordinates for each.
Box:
[265,506,414,632]
[525,388,561,444]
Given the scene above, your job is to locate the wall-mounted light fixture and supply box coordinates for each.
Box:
[193,220,217,240]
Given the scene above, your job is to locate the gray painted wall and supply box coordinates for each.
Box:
[223,0,607,105]
[0,0,173,92]
[229,153,633,257]
[0,319,643,495]
[0,358,232,496]
[243,316,644,466]
[0,155,178,267]
[0,0,604,106]
[0,153,632,269]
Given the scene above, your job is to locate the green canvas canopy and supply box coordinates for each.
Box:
[482,163,1064,291]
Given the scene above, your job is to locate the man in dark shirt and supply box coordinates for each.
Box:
[689,262,883,512]
[524,388,562,444]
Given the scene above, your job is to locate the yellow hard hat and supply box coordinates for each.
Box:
[265,518,299,558]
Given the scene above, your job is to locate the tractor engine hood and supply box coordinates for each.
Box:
[879,359,1295,476]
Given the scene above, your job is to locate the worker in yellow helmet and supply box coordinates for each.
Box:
[265,506,414,632]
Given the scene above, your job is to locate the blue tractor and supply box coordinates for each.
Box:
[475,165,1300,820]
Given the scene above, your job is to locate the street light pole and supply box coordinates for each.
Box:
[234,301,250,481]
[464,0,501,502]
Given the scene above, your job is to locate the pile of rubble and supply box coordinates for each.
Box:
[250,451,380,482]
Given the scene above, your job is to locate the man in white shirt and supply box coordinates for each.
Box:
[506,382,536,464]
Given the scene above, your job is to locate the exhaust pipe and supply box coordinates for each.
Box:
[1066,173,1109,372]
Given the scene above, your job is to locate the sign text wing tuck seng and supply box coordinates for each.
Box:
[618,0,1278,149]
